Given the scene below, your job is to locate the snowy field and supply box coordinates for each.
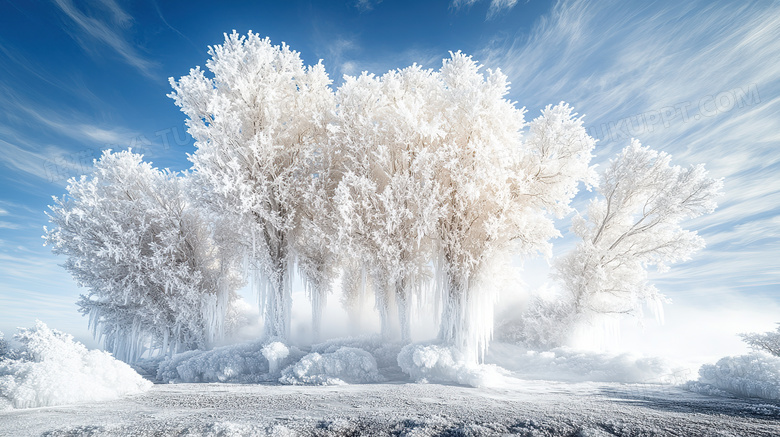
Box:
[3,380,780,436]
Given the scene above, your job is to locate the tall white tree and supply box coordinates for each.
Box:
[168,31,335,340]
[333,67,444,341]
[555,140,723,322]
[431,52,596,362]
[44,150,244,362]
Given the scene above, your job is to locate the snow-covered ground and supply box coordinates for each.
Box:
[2,379,779,436]
[4,325,780,435]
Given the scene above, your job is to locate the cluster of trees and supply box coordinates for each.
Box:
[45,32,722,363]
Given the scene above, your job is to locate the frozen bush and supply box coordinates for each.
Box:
[157,339,304,383]
[0,321,151,409]
[685,353,780,400]
[0,332,8,360]
[311,335,403,370]
[279,347,383,385]
[397,343,506,388]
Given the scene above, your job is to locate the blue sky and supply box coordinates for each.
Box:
[1,0,778,361]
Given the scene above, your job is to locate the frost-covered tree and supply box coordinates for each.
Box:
[44,150,244,362]
[431,52,596,362]
[293,131,344,340]
[0,331,8,360]
[168,31,335,340]
[553,140,723,325]
[333,67,444,341]
[741,324,780,357]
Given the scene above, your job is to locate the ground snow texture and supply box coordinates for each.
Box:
[0,322,151,410]
[685,353,780,400]
[3,381,779,436]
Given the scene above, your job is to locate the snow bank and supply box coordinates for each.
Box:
[0,321,151,409]
[487,342,680,384]
[309,335,403,370]
[685,353,780,400]
[397,343,506,388]
[279,347,383,385]
[157,339,303,383]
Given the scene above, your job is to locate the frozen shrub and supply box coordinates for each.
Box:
[686,353,780,400]
[279,347,383,385]
[157,339,303,383]
[397,343,505,388]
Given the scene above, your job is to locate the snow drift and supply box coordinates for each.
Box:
[398,343,507,388]
[279,347,384,385]
[486,342,681,384]
[685,353,780,400]
[156,339,304,383]
[0,321,151,410]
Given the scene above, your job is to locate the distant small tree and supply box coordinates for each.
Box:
[741,324,780,356]
[556,141,723,319]
[45,150,244,362]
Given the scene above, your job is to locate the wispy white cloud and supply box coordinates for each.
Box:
[52,0,157,78]
[478,0,780,312]
[354,0,383,12]
[315,35,443,82]
[452,0,520,19]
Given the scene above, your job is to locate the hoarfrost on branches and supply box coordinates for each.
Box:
[169,31,335,340]
[43,31,724,368]
[44,150,244,362]
[556,141,722,317]
[740,324,780,357]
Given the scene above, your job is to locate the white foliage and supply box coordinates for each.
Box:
[44,150,244,362]
[397,343,506,388]
[555,140,723,319]
[686,353,780,400]
[332,66,445,341]
[432,55,596,362]
[169,31,335,340]
[740,324,780,357]
[0,322,151,409]
[279,347,383,385]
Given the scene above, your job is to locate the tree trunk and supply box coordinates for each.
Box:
[263,231,291,340]
[396,277,412,343]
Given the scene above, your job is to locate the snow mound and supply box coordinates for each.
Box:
[684,353,780,400]
[0,321,151,409]
[157,339,303,383]
[487,342,679,384]
[310,335,403,370]
[397,343,506,388]
[279,347,384,385]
